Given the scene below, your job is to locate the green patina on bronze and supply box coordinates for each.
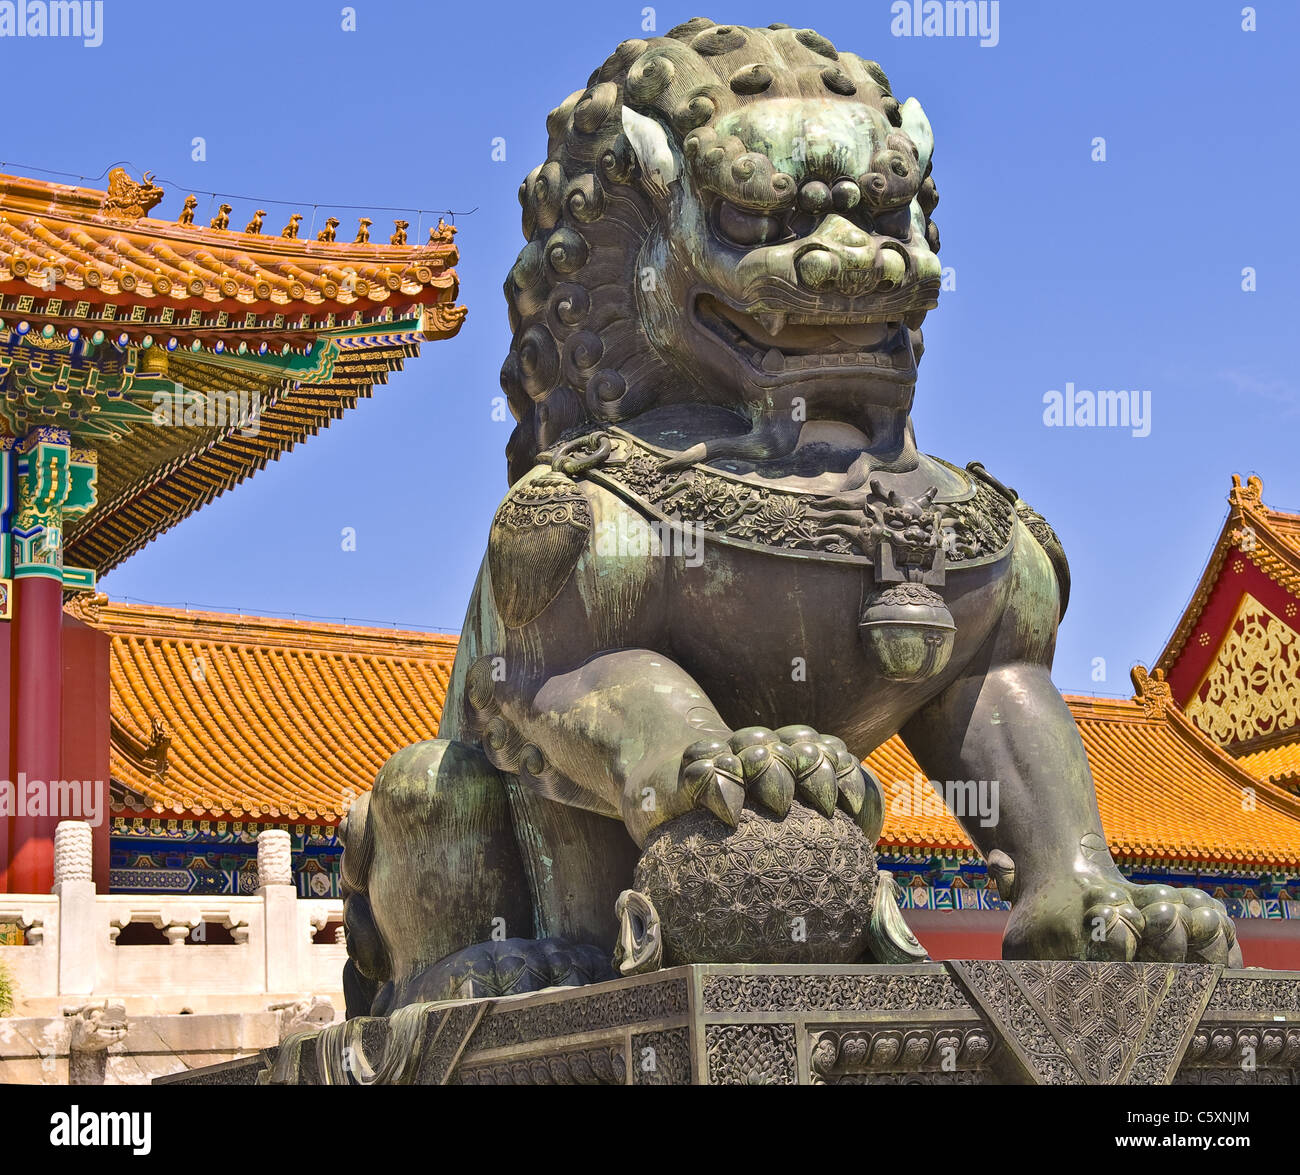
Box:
[340,18,1241,1019]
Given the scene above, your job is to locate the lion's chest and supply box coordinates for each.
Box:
[666,539,1013,756]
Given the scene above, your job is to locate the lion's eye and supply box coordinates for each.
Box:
[715,200,785,247]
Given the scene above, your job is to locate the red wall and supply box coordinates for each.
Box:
[907,909,1007,960]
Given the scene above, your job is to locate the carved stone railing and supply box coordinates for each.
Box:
[0,894,60,1000]
[0,822,344,1006]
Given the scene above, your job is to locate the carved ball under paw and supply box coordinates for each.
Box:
[633,802,878,964]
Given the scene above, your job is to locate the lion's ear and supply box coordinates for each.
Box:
[621,106,679,190]
[899,98,934,172]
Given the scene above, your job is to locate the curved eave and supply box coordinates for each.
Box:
[1154,509,1240,678]
[62,338,440,577]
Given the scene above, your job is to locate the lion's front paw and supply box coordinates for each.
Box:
[679,725,883,838]
[1005,868,1243,966]
[1081,881,1243,966]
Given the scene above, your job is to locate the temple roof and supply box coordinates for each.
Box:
[1,167,466,575]
[1236,741,1300,788]
[83,599,454,821]
[1156,475,1300,685]
[79,599,1300,869]
[0,169,458,315]
[1152,475,1300,779]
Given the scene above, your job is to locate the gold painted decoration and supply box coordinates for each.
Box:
[1130,665,1172,719]
[1185,593,1300,744]
[1229,473,1264,509]
[423,302,468,339]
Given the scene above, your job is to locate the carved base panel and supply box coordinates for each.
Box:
[156,963,1300,1086]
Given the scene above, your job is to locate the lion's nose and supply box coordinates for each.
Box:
[796,243,889,296]
[795,247,842,292]
[793,212,894,295]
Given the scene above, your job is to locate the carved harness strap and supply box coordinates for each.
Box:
[537,428,1016,569]
[491,431,1033,662]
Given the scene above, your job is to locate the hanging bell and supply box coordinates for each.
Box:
[859,581,955,683]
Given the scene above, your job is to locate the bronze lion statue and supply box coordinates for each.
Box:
[340,17,1240,1018]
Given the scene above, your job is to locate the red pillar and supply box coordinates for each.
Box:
[61,613,111,892]
[8,574,63,893]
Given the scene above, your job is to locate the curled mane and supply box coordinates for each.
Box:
[501,16,941,484]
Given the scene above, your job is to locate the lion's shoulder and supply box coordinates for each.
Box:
[488,468,596,629]
[487,465,664,629]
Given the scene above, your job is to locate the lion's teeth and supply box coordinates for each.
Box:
[761,348,785,373]
[755,312,786,337]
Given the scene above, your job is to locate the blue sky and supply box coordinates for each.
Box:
[6,0,1296,694]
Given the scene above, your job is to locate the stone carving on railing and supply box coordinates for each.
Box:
[0,901,51,946]
[2,876,342,1003]
[257,829,293,888]
[53,821,93,885]
[269,995,338,1042]
[308,907,333,943]
[65,1001,129,1085]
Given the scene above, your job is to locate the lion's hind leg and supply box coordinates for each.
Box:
[340,739,534,1016]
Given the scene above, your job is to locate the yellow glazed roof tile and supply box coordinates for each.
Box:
[82,601,1300,867]
[88,600,454,821]
[1235,739,1300,786]
[0,169,459,312]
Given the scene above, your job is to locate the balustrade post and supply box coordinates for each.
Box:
[52,821,97,996]
[257,829,299,993]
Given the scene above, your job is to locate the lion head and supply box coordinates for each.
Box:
[502,17,942,483]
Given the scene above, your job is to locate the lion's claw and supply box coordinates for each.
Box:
[679,741,745,826]
[680,726,884,841]
[734,742,795,816]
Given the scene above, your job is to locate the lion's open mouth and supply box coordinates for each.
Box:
[694,294,914,376]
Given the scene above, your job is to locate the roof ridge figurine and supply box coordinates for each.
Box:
[101,167,165,220]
